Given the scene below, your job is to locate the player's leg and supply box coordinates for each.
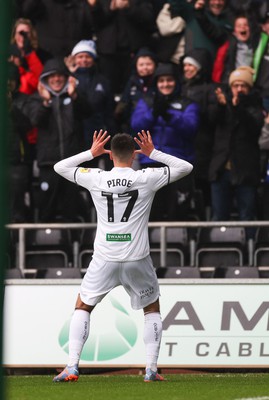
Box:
[143,299,164,382]
[53,258,120,382]
[53,295,94,382]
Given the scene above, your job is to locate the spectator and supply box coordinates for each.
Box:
[26,58,91,222]
[89,0,157,94]
[253,12,269,112]
[65,39,116,167]
[180,48,216,216]
[258,112,269,220]
[131,63,200,220]
[9,18,48,195]
[19,0,95,58]
[114,46,157,134]
[209,66,264,236]
[9,18,47,95]
[168,0,234,59]
[155,2,186,64]
[7,63,33,223]
[212,14,259,84]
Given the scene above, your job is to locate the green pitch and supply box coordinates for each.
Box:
[4,373,269,400]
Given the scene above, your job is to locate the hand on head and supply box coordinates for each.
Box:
[134,130,155,157]
[90,130,111,158]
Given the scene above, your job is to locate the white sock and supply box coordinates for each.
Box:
[68,309,90,367]
[143,312,162,372]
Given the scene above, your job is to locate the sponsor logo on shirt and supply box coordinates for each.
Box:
[106,233,131,241]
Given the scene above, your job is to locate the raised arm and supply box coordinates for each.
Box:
[54,130,110,182]
[134,130,193,182]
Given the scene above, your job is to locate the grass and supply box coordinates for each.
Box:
[4,373,269,400]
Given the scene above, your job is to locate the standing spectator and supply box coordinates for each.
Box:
[7,63,33,223]
[212,14,259,84]
[155,2,186,64]
[131,63,200,220]
[168,0,234,59]
[9,18,47,95]
[258,112,269,220]
[26,58,91,222]
[65,39,116,166]
[180,48,216,216]
[114,46,157,133]
[209,66,264,236]
[89,0,157,94]
[19,0,95,58]
[9,18,48,195]
[253,12,269,112]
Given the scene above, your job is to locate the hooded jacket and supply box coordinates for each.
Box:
[131,90,199,165]
[28,58,91,166]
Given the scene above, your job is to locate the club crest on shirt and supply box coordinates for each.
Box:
[79,167,90,173]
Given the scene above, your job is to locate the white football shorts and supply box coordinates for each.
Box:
[80,255,160,310]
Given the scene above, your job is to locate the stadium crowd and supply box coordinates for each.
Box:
[7,0,269,226]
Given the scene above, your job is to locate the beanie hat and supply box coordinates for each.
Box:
[180,48,213,72]
[154,63,177,80]
[134,47,157,64]
[183,56,201,70]
[229,66,255,87]
[71,40,97,59]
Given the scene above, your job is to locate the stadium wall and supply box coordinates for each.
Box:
[3,280,269,368]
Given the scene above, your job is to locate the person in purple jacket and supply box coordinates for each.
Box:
[131,62,200,221]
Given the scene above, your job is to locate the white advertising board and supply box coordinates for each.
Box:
[3,280,269,367]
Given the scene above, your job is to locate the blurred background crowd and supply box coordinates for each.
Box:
[7,0,269,230]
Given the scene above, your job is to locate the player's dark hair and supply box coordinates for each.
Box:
[111,133,135,160]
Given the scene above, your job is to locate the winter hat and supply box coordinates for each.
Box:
[181,48,213,73]
[154,63,177,79]
[229,66,255,87]
[183,56,201,70]
[71,40,97,59]
[134,47,157,64]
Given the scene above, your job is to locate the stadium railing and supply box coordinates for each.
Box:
[5,221,269,278]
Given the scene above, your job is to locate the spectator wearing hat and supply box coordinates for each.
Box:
[114,47,158,134]
[65,39,116,163]
[131,62,200,221]
[26,58,92,222]
[208,66,264,235]
[180,48,217,216]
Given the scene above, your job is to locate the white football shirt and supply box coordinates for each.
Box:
[54,149,193,261]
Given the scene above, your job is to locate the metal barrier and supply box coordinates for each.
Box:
[6,220,269,276]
